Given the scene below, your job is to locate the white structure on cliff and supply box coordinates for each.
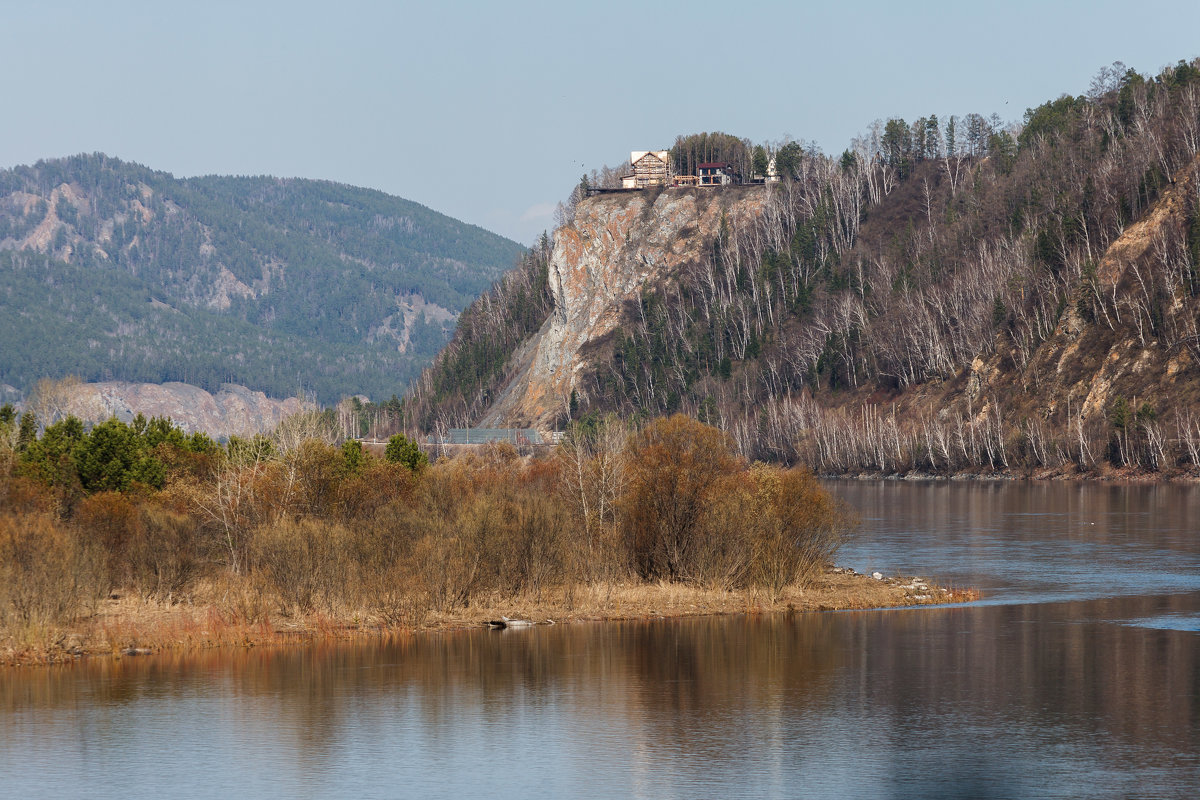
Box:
[621,150,672,189]
[698,162,739,185]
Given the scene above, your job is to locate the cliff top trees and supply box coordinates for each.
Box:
[753,145,770,179]
[882,118,912,170]
[775,141,805,180]
[671,132,753,178]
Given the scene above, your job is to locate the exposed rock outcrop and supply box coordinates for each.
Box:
[481,186,768,427]
[66,381,305,439]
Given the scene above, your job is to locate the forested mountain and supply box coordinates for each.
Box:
[406,58,1200,475]
[0,155,524,404]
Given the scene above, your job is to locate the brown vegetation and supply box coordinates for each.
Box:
[0,411,962,666]
[2,569,974,667]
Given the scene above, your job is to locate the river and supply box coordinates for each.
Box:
[3,480,1198,798]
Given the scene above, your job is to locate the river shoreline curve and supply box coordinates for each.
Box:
[823,466,1200,482]
[2,568,978,667]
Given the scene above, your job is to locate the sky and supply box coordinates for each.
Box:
[4,1,1200,247]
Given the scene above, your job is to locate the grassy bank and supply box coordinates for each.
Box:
[2,570,979,666]
[2,409,980,666]
[822,464,1200,482]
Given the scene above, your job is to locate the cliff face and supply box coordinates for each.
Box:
[412,63,1200,476]
[25,381,307,440]
[481,186,768,427]
[85,382,308,439]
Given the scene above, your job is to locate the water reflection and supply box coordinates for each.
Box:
[830,479,1200,604]
[1124,611,1200,631]
[3,481,1200,798]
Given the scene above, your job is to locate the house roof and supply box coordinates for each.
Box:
[698,162,733,169]
[633,154,672,170]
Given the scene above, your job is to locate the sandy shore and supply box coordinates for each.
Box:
[2,568,979,666]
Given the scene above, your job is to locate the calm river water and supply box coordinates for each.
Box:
[3,481,1199,799]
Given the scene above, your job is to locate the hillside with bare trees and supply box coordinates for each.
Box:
[406,59,1200,476]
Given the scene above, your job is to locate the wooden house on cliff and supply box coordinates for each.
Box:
[613,150,744,190]
[621,150,672,189]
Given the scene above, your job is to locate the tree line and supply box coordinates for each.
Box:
[1,408,848,642]
[568,59,1200,475]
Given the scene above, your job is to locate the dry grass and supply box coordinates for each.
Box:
[1,568,979,666]
[1,415,982,667]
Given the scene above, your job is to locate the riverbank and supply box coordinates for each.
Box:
[824,464,1200,482]
[1,569,979,666]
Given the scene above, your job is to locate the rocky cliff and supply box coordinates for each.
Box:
[480,186,768,427]
[22,380,306,440]
[90,382,308,439]
[412,62,1200,474]
[473,159,1200,474]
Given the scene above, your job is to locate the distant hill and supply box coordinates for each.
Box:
[0,154,525,404]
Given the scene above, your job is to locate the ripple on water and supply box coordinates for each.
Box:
[1121,612,1200,632]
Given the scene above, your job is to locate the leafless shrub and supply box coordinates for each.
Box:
[73,491,141,589]
[690,473,752,590]
[557,419,629,582]
[0,513,103,628]
[745,465,851,601]
[253,518,351,614]
[130,506,202,601]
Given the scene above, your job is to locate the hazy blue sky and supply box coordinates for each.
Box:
[3,1,1199,246]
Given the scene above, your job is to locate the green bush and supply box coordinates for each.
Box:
[385,433,428,472]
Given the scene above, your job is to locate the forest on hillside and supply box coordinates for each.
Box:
[405,59,1200,475]
[0,155,525,403]
[400,234,555,432]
